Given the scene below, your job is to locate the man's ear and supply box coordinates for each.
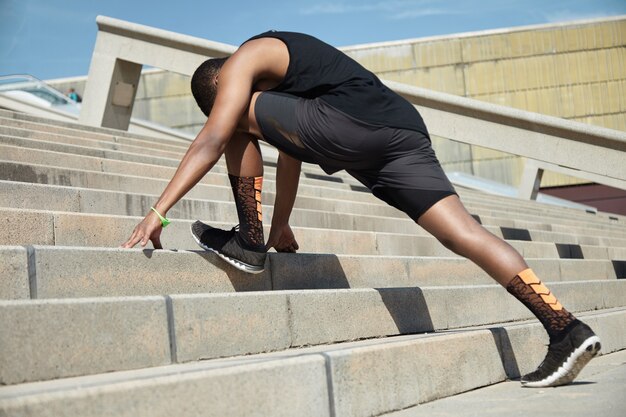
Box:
[213,75,219,86]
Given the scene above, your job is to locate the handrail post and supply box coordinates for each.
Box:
[518,159,544,200]
[79,16,236,132]
[79,31,142,130]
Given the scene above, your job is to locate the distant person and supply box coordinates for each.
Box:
[121,31,601,388]
[67,88,81,103]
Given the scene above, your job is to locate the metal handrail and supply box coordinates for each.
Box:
[0,74,74,102]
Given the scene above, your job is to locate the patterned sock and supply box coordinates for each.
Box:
[506,268,576,340]
[228,174,265,251]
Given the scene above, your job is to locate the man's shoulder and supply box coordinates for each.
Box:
[243,31,319,45]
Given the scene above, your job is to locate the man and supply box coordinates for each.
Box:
[122,31,601,388]
[67,87,82,103]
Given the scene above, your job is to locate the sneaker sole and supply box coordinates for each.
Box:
[190,228,265,274]
[522,335,602,388]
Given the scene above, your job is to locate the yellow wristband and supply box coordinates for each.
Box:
[150,207,171,228]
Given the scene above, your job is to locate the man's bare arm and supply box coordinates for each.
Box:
[120,119,234,249]
[121,40,282,249]
[266,152,301,252]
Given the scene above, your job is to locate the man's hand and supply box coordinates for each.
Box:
[121,211,164,249]
[266,224,299,253]
[267,152,301,253]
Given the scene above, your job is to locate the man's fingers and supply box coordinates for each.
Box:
[287,238,298,252]
[276,241,297,253]
[274,239,300,253]
[121,220,164,250]
[266,229,297,253]
[129,234,143,248]
[126,228,148,249]
[139,234,150,247]
[121,231,139,248]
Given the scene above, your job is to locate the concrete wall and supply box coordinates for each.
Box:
[46,70,205,136]
[47,16,626,187]
[341,16,626,187]
[132,70,204,135]
[343,17,626,130]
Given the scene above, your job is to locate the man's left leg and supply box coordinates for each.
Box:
[191,133,268,273]
[224,133,265,251]
[416,194,601,387]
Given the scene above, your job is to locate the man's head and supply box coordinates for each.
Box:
[191,57,228,117]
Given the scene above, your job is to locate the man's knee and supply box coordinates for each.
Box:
[436,223,484,255]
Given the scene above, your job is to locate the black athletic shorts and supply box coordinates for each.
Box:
[255,91,457,220]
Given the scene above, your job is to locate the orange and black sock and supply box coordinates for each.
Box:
[506,268,576,339]
[229,174,265,251]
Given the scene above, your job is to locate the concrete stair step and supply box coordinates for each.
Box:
[0,117,620,226]
[1,139,622,231]
[1,111,624,224]
[1,129,623,229]
[468,205,625,234]
[0,132,187,167]
[473,213,626,238]
[1,282,624,385]
[0,134,378,203]
[0,128,344,183]
[3,180,626,249]
[4,208,626,260]
[381,349,626,417]
[0,178,420,235]
[452,191,624,228]
[0,109,193,146]
[1,151,624,236]
[0,125,192,160]
[3,245,625,300]
[0,179,611,237]
[0,142,363,193]
[1,107,621,218]
[0,161,400,217]
[1,108,625,417]
[7,119,620,243]
[0,190,626,252]
[0,120,190,158]
[0,116,193,152]
[0,308,623,416]
[413,182,625,225]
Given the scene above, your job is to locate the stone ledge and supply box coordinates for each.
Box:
[1,308,623,417]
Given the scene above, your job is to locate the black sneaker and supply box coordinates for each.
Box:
[521,320,601,388]
[191,221,267,274]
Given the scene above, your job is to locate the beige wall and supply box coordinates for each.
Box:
[132,70,205,135]
[48,16,626,187]
[341,16,626,186]
[47,69,206,136]
[343,17,625,130]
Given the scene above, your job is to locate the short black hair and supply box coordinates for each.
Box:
[191,57,227,117]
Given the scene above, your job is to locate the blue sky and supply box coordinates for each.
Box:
[1,0,625,80]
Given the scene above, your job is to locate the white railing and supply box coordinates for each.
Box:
[384,80,626,198]
[80,16,626,201]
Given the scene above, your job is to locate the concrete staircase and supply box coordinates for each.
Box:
[1,108,625,417]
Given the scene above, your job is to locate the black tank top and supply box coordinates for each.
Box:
[244,31,429,135]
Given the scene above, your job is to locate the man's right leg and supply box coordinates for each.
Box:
[191,132,268,273]
[416,194,601,387]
